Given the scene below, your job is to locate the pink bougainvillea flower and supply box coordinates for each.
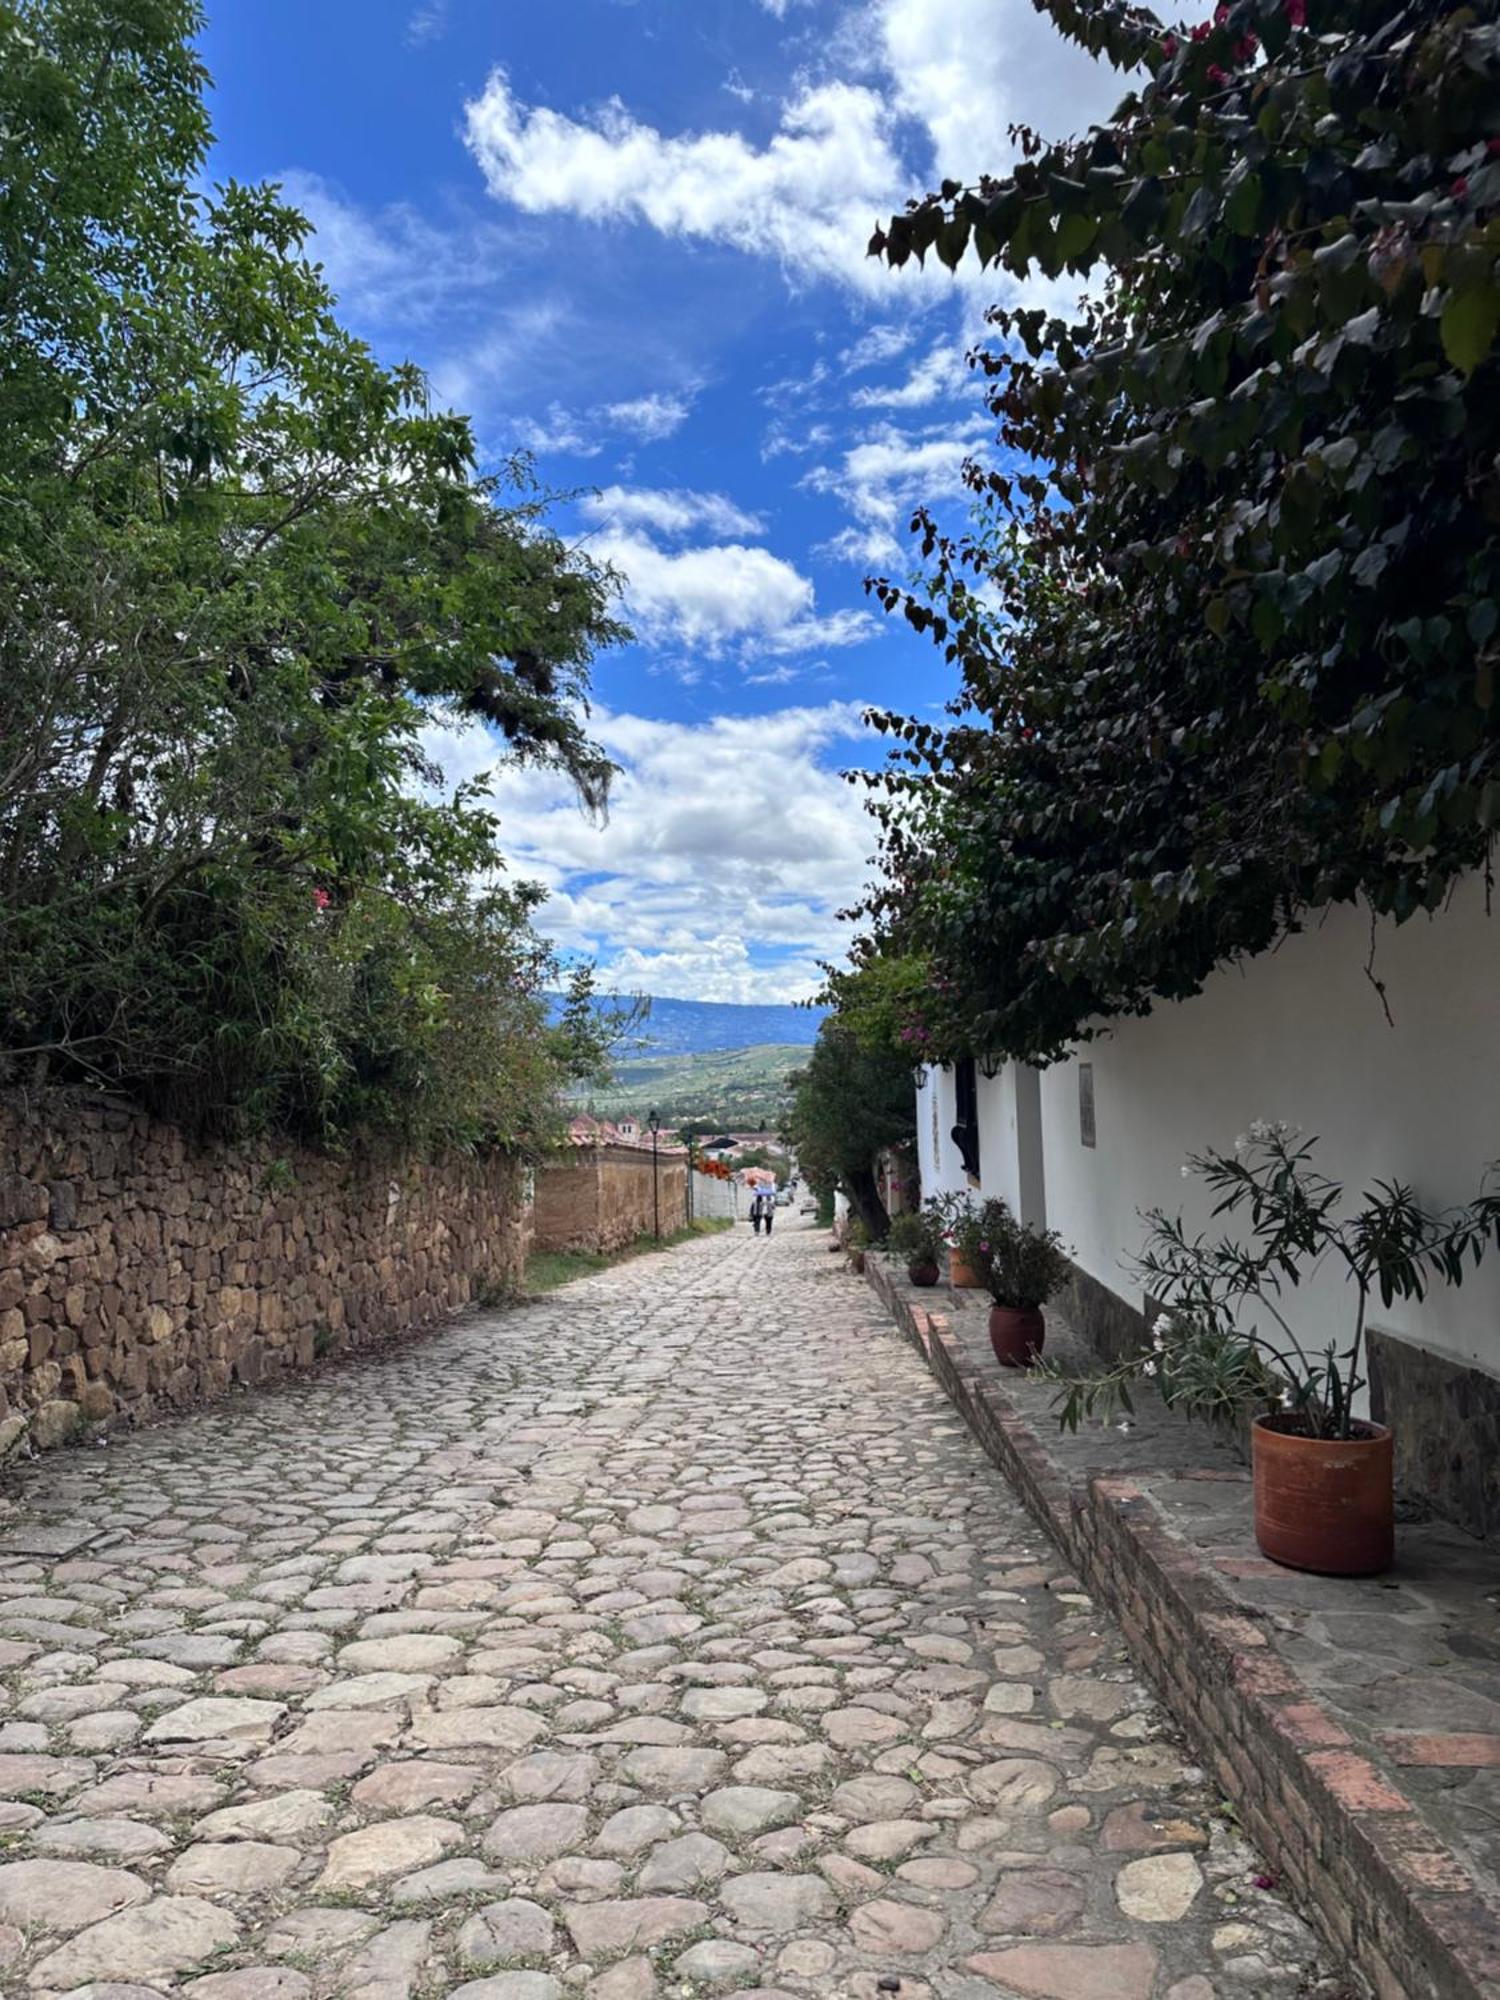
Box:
[313,887,331,910]
[1207,62,1230,82]
[1214,2,1229,20]
[1285,0,1306,22]
[1453,176,1470,198]
[1161,32,1178,53]
[1234,33,1258,57]
[1191,19,1211,38]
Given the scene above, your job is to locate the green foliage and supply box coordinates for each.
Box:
[969,1199,1072,1309]
[860,0,1500,1063]
[524,1218,732,1294]
[783,983,916,1237]
[0,0,625,1145]
[1048,1124,1500,1438]
[886,1208,944,1265]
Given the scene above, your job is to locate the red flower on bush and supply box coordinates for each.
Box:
[1190,19,1211,38]
[313,887,331,910]
[1161,32,1178,54]
[1234,33,1258,58]
[1285,0,1306,22]
[1207,62,1230,83]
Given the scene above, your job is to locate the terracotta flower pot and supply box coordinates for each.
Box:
[949,1248,983,1289]
[908,1260,941,1288]
[1252,1415,1394,1576]
[988,1303,1045,1368]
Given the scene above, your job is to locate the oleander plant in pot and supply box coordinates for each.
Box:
[1049,1124,1500,1577]
[887,1209,945,1288]
[974,1199,1072,1368]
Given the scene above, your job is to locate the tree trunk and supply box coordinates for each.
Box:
[844,1167,890,1242]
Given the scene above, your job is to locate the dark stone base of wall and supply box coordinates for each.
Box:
[1060,1257,1150,1369]
[1370,1331,1500,1542]
[867,1253,1500,2000]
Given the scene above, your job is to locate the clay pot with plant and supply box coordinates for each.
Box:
[1046,1124,1500,1577]
[971,1199,1072,1367]
[928,1191,987,1289]
[845,1217,872,1275]
[887,1209,944,1287]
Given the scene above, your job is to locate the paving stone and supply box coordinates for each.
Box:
[167,1840,303,1895]
[27,1896,240,1988]
[0,1226,1341,2000]
[316,1815,464,1891]
[1116,1851,1205,1922]
[0,1858,149,1931]
[564,1895,709,1956]
[700,1786,800,1835]
[719,1871,835,1930]
[965,1942,1160,2000]
[482,1801,589,1861]
[848,1896,947,1953]
[977,1868,1089,1937]
[143,1696,286,1744]
[455,1898,558,1965]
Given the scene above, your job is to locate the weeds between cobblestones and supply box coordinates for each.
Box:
[0,1220,1353,1997]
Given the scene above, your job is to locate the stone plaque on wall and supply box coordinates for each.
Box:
[1078,1062,1096,1148]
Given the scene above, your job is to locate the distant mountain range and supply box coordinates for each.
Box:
[550,993,826,1058]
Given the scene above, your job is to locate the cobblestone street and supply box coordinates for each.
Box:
[0,1220,1343,2000]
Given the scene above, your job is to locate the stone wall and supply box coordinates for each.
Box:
[0,1090,528,1453]
[533,1145,688,1256]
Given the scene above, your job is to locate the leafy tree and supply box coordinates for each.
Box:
[783,1016,915,1239]
[0,0,625,1143]
[860,0,1500,1063]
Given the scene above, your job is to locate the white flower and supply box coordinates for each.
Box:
[1141,1359,1158,1378]
[1181,1164,1193,1180]
[1234,1132,1250,1156]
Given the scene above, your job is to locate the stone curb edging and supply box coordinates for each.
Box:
[863,1253,1500,2000]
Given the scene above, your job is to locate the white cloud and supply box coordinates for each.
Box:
[850,335,971,408]
[425,703,877,1002]
[406,1,448,45]
[868,0,1132,183]
[464,72,913,294]
[761,418,834,461]
[841,322,918,372]
[806,419,987,564]
[279,171,518,326]
[579,487,766,539]
[591,529,876,656]
[602,393,690,441]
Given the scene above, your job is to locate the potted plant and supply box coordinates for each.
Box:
[972,1198,1072,1367]
[929,1192,986,1288]
[1048,1124,1500,1576]
[887,1210,944,1287]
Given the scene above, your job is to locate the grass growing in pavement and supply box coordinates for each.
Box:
[524,1217,732,1294]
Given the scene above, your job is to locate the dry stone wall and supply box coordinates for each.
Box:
[0,1090,527,1454]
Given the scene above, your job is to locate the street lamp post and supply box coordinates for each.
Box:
[648,1107,661,1241]
[684,1124,695,1224]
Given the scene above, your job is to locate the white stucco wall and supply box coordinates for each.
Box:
[919,878,1500,1382]
[916,1060,1047,1226]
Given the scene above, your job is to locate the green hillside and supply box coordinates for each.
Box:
[571,1043,805,1130]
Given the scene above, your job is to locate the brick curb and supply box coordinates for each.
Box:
[865,1254,1500,2000]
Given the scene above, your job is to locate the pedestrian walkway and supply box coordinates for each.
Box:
[0,1221,1348,1998]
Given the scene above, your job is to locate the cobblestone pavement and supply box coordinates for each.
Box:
[0,1220,1349,1999]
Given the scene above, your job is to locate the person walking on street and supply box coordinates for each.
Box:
[750,1189,763,1234]
[763,1188,776,1235]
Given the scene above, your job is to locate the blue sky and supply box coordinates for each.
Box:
[198,0,1126,1002]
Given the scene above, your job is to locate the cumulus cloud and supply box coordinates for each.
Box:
[579,486,767,540]
[590,529,876,656]
[850,335,972,408]
[425,703,878,1002]
[868,0,1133,183]
[464,72,914,294]
[602,393,691,440]
[806,419,987,564]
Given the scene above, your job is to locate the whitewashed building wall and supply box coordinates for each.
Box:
[913,878,1500,1534]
